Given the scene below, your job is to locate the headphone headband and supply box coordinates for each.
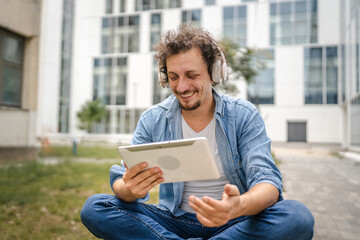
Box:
[158,41,228,88]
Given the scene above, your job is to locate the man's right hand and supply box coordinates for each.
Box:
[113,162,164,202]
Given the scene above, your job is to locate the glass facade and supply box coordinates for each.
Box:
[120,0,126,13]
[150,13,161,51]
[93,57,127,105]
[223,5,247,46]
[106,0,113,14]
[270,0,317,46]
[304,46,338,105]
[102,15,140,54]
[182,9,202,28]
[135,0,181,11]
[326,47,338,104]
[205,0,215,6]
[248,49,275,105]
[58,0,74,133]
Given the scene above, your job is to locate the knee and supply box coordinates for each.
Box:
[278,200,314,239]
[80,194,110,226]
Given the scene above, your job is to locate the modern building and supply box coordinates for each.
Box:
[339,0,360,151]
[0,0,42,160]
[37,0,359,151]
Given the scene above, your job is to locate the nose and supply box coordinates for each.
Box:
[176,76,191,93]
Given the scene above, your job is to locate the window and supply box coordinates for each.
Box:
[106,0,113,14]
[93,57,127,105]
[247,49,275,105]
[135,0,182,11]
[119,0,126,13]
[205,0,215,6]
[304,46,338,104]
[223,6,247,46]
[340,44,346,103]
[182,9,202,28]
[58,0,75,133]
[0,28,24,107]
[150,13,161,51]
[304,47,323,104]
[326,47,338,104]
[270,0,318,46]
[102,15,140,53]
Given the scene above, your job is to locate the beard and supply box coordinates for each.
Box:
[174,89,201,111]
[180,100,201,111]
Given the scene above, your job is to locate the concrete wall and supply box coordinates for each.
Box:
[37,0,63,136]
[0,0,41,147]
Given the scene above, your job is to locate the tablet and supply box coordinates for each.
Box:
[117,137,220,183]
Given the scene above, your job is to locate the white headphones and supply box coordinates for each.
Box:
[212,45,228,84]
[158,42,228,88]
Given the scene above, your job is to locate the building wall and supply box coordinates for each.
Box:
[37,0,346,146]
[37,0,63,136]
[339,0,360,151]
[0,0,41,148]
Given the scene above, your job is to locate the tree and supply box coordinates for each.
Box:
[77,99,107,133]
[216,37,266,95]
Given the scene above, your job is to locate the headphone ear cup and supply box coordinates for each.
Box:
[221,58,228,81]
[212,59,222,83]
[212,51,228,83]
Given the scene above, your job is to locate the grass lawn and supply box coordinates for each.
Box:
[0,159,159,240]
[38,144,120,159]
[0,144,280,239]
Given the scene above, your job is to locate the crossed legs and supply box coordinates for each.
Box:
[81,194,314,240]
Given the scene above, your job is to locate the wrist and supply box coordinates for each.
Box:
[113,179,138,202]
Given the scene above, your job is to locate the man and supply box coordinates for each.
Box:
[81,24,314,239]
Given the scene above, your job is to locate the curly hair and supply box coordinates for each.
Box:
[154,24,224,87]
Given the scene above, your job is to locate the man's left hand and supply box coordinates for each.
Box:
[188,184,241,227]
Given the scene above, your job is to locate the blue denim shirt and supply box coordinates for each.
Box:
[110,89,283,216]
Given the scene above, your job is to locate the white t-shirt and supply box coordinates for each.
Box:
[179,116,230,213]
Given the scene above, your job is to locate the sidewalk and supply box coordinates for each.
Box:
[272,145,360,240]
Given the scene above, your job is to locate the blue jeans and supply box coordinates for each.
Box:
[81,194,314,240]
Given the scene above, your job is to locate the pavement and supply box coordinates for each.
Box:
[272,144,360,240]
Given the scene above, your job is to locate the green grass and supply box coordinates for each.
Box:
[38,144,120,159]
[0,160,159,240]
[0,148,280,239]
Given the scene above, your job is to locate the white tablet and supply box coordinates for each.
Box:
[117,137,220,183]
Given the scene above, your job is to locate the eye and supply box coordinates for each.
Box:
[168,75,178,81]
[187,74,198,79]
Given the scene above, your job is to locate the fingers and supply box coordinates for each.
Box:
[188,184,241,227]
[125,162,148,179]
[122,162,164,199]
[188,196,230,227]
[224,184,240,197]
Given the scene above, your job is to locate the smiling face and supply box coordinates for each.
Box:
[166,47,214,113]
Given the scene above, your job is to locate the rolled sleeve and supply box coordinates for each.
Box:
[238,109,283,199]
[109,163,150,203]
[247,166,283,198]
